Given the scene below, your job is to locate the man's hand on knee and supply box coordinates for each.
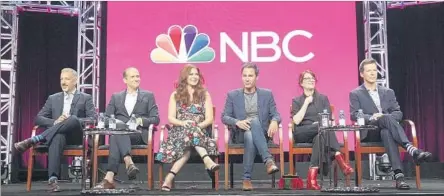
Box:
[54,114,69,125]
[236,119,251,131]
[267,121,278,138]
[370,113,383,121]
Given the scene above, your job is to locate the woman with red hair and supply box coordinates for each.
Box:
[156,64,219,191]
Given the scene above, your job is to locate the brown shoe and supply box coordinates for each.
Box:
[14,138,34,153]
[265,160,279,174]
[93,179,116,189]
[242,180,253,191]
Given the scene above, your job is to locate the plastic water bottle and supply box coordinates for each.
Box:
[109,114,116,129]
[97,113,105,129]
[339,110,346,126]
[128,114,137,130]
[357,109,365,126]
[321,109,329,127]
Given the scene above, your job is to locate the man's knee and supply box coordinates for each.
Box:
[379,115,398,124]
[60,116,81,130]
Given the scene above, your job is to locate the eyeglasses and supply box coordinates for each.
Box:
[303,77,315,81]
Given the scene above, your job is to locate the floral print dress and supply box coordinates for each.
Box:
[156,102,219,163]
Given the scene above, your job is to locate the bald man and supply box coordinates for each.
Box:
[94,67,160,189]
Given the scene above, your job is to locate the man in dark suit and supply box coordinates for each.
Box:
[222,62,280,191]
[14,68,96,192]
[94,67,160,189]
[349,59,432,190]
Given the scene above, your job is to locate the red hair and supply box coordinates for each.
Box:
[174,64,206,106]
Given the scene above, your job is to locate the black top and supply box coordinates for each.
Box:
[291,90,331,126]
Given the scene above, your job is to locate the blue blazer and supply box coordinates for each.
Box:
[221,88,281,143]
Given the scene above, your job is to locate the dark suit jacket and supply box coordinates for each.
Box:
[35,90,96,128]
[221,88,281,143]
[105,89,160,144]
[349,84,403,140]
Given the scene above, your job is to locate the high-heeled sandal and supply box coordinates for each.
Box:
[202,154,220,172]
[161,171,176,191]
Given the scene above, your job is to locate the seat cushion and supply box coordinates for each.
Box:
[293,143,345,148]
[361,142,384,147]
[98,145,148,150]
[34,145,83,153]
[228,142,279,148]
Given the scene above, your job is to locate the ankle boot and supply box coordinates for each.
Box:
[306,167,320,190]
[335,154,354,176]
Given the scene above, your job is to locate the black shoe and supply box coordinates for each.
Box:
[413,151,432,165]
[48,177,61,192]
[395,174,410,190]
[14,138,34,153]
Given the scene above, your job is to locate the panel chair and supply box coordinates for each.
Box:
[92,124,156,189]
[288,105,351,187]
[157,106,219,190]
[354,120,421,189]
[26,126,84,191]
[223,124,284,190]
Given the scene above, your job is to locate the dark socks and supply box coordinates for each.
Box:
[404,143,420,157]
[30,135,44,144]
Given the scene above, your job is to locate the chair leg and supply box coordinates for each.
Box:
[356,152,362,187]
[214,157,219,190]
[158,164,163,190]
[147,154,153,190]
[230,162,234,188]
[26,150,34,192]
[92,152,98,188]
[415,165,421,189]
[289,152,294,175]
[224,153,229,190]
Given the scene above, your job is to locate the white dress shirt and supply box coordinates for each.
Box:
[125,90,138,116]
[62,88,76,116]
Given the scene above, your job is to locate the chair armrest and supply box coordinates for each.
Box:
[160,125,166,142]
[31,126,39,137]
[354,125,362,149]
[288,123,294,148]
[402,120,418,147]
[212,124,218,141]
[224,125,229,149]
[272,124,283,145]
[147,124,154,146]
[342,128,348,150]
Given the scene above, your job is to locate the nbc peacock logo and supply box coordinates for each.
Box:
[150,25,215,64]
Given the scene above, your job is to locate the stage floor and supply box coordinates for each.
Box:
[2,179,444,195]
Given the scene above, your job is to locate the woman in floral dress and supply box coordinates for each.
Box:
[156,64,219,191]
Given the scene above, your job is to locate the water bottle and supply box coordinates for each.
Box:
[321,109,329,127]
[97,113,105,129]
[357,109,365,126]
[109,114,116,129]
[339,110,346,126]
[128,114,137,130]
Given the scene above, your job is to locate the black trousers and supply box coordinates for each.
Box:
[39,116,82,178]
[363,115,411,171]
[106,134,145,174]
[293,124,340,167]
